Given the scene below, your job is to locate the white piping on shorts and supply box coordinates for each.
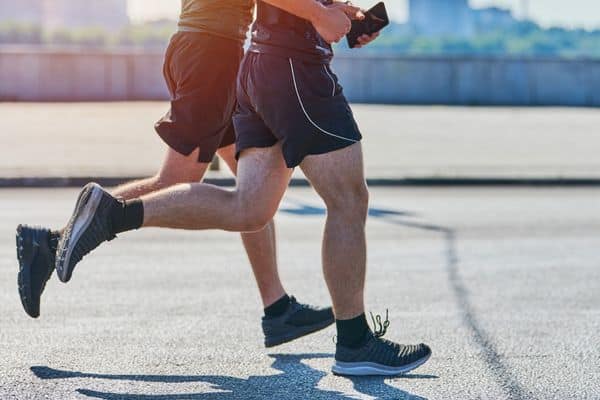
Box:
[288,58,358,144]
[323,65,336,97]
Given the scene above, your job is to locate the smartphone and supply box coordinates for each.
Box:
[346,2,389,49]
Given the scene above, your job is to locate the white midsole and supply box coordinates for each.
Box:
[332,354,431,377]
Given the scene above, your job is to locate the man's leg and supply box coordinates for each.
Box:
[299,143,431,376]
[140,144,292,232]
[106,144,286,307]
[217,144,285,307]
[53,144,291,279]
[299,143,368,321]
[110,148,208,200]
[106,145,284,307]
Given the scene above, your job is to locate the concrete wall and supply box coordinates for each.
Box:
[0,47,167,101]
[333,54,600,106]
[1,47,599,106]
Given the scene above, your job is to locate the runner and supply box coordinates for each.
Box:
[15,0,335,349]
[38,0,433,376]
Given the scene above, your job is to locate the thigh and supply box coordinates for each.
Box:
[299,142,366,202]
[157,147,210,184]
[236,144,293,217]
[217,143,239,175]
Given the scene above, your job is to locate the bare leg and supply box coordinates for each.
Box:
[52,148,209,237]
[141,144,293,233]
[92,145,286,307]
[300,143,369,320]
[111,148,208,200]
[115,145,286,306]
[217,144,286,307]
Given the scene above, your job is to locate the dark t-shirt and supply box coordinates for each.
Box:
[249,0,334,64]
[178,0,254,42]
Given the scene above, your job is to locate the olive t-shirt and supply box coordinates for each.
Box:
[178,0,255,42]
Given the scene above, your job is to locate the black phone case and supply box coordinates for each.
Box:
[346,2,389,49]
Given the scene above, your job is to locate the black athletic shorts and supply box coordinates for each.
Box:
[155,32,243,163]
[233,52,362,168]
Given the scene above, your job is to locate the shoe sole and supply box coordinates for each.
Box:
[16,225,37,318]
[332,352,431,377]
[264,316,335,348]
[56,183,103,283]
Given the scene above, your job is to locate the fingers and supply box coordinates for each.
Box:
[356,35,368,45]
[328,32,346,44]
[356,31,380,46]
[345,5,365,20]
[330,5,353,33]
[331,3,365,20]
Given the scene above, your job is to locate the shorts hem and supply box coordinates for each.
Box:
[155,125,221,164]
[284,137,361,168]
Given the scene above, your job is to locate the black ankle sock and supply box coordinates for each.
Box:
[336,313,370,348]
[264,294,291,318]
[110,199,144,235]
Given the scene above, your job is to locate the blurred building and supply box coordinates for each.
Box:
[472,6,515,32]
[0,0,129,31]
[409,0,518,37]
[409,0,475,36]
[0,0,44,25]
[43,0,129,31]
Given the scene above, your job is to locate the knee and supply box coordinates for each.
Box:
[324,181,369,220]
[237,210,273,232]
[350,183,370,219]
[233,199,276,232]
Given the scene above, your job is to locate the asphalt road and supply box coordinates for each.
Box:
[1,187,599,400]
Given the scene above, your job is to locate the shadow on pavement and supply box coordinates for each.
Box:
[29,200,534,399]
[31,354,435,400]
[377,217,533,400]
[282,200,534,399]
[280,199,416,219]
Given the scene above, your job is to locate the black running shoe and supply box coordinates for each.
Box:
[55,183,118,283]
[332,313,432,376]
[16,225,56,318]
[262,296,335,347]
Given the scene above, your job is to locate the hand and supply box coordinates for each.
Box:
[353,31,380,48]
[328,1,365,21]
[311,3,362,43]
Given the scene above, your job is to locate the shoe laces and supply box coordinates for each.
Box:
[370,309,390,338]
[332,309,391,344]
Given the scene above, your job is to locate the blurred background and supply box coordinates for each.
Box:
[1,0,599,103]
[0,0,598,180]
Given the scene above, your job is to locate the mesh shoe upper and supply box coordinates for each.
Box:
[16,226,56,318]
[263,297,333,329]
[55,183,118,282]
[262,296,335,346]
[335,309,431,368]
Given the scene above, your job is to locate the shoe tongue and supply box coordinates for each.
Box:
[366,329,378,341]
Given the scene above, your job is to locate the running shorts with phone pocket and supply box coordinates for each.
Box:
[234,52,362,168]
